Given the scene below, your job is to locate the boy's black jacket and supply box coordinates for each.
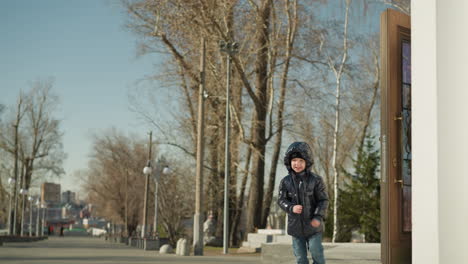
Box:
[277,142,329,238]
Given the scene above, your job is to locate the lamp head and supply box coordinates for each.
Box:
[162,166,171,175]
[143,160,152,175]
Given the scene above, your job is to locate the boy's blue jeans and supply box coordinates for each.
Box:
[292,233,326,264]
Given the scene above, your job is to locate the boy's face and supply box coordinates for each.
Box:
[291,157,306,173]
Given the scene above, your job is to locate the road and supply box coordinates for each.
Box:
[0,236,381,264]
[0,236,261,264]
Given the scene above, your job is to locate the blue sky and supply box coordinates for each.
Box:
[0,0,162,193]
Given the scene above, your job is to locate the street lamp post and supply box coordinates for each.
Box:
[219,40,239,254]
[19,188,28,236]
[12,123,20,236]
[41,202,47,236]
[35,199,40,237]
[193,37,206,256]
[152,162,171,238]
[141,131,153,239]
[7,177,16,235]
[28,196,34,236]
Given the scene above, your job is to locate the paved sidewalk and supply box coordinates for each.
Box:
[0,237,259,264]
[262,242,381,264]
[0,236,381,264]
[322,243,381,264]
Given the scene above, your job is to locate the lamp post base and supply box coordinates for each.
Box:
[193,213,204,255]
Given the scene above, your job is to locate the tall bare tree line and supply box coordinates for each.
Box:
[82,129,195,245]
[289,1,384,240]
[122,0,408,244]
[123,0,304,244]
[0,0,410,244]
[0,79,65,234]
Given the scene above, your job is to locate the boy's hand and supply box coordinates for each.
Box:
[292,205,303,214]
[311,219,321,228]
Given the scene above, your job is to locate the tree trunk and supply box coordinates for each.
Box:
[228,61,242,246]
[246,1,271,233]
[261,0,297,228]
[358,51,379,151]
[207,124,221,236]
[331,79,342,243]
[331,0,350,243]
[230,139,252,245]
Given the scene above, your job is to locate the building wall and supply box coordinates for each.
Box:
[412,0,468,263]
[62,190,76,204]
[435,0,468,262]
[41,183,61,205]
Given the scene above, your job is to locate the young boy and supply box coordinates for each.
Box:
[277,142,329,264]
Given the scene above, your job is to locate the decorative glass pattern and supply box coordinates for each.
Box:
[401,40,412,233]
[402,186,412,232]
[402,42,411,84]
[403,84,411,109]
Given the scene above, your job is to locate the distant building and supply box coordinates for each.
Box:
[61,190,76,204]
[41,182,61,205]
[80,204,92,219]
[61,203,80,219]
[46,207,62,221]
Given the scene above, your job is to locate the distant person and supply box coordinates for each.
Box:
[60,226,64,237]
[277,142,329,264]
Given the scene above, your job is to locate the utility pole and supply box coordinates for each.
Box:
[19,161,27,236]
[36,199,40,237]
[41,203,47,236]
[125,168,128,237]
[7,176,15,236]
[141,131,152,238]
[153,167,159,237]
[12,123,19,235]
[219,40,239,254]
[29,196,33,236]
[193,37,206,256]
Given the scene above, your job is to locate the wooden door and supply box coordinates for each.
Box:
[380,8,412,264]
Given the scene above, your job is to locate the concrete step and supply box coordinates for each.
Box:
[246,233,273,248]
[237,246,260,253]
[273,235,291,244]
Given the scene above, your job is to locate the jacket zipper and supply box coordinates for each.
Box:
[298,180,305,238]
[302,178,311,246]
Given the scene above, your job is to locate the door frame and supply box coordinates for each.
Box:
[380,8,412,264]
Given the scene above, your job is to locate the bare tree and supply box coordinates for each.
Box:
[83,129,195,243]
[323,0,351,243]
[157,163,195,245]
[84,129,147,236]
[352,35,380,150]
[0,80,65,234]
[19,80,66,190]
[288,0,385,241]
[261,0,299,228]
[123,0,311,242]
